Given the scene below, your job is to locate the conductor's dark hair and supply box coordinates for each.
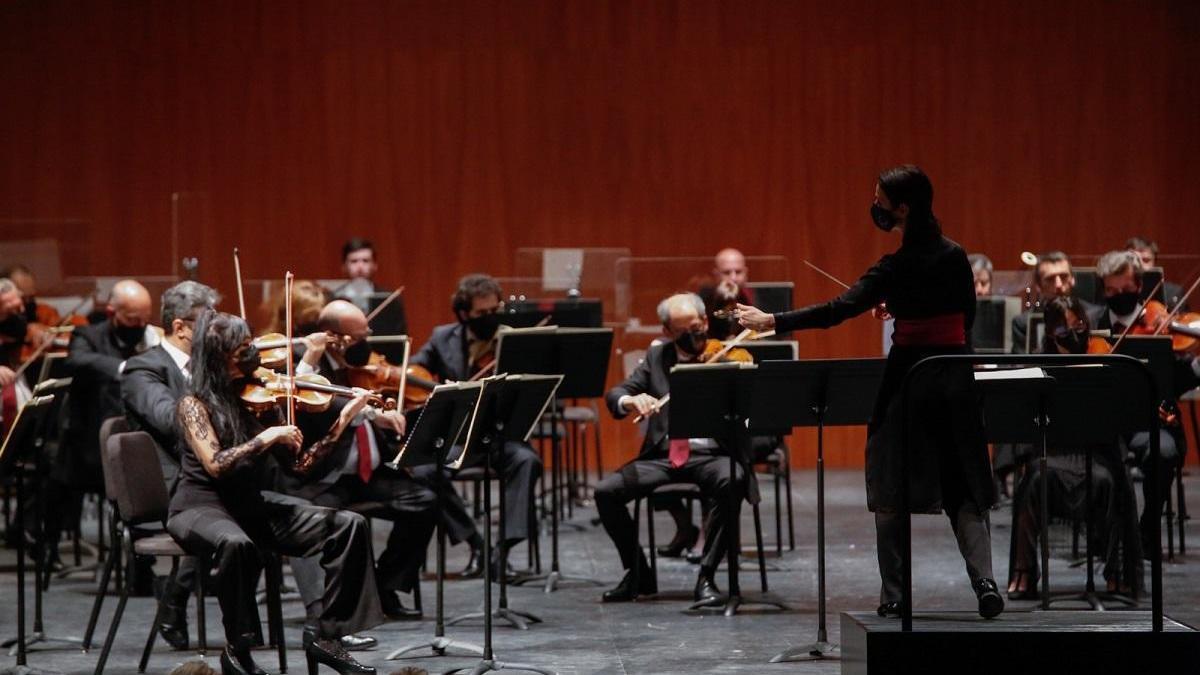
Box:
[185,310,253,449]
[1040,295,1089,354]
[878,164,941,242]
[451,274,503,315]
[342,237,375,262]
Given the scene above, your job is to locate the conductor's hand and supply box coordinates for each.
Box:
[623,393,661,417]
[262,425,303,453]
[735,304,775,332]
[871,302,892,321]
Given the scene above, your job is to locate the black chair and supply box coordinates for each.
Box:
[751,441,796,554]
[91,431,288,674]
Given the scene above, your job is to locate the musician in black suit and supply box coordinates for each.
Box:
[120,280,218,648]
[277,299,436,620]
[594,292,742,605]
[1094,250,1199,554]
[1010,251,1104,354]
[408,273,544,579]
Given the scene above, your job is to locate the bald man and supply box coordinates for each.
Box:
[594,293,744,605]
[54,280,158,581]
[275,299,437,621]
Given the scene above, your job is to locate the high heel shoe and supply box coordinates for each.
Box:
[220,637,270,675]
[303,629,375,675]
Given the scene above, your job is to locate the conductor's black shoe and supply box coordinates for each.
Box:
[693,575,723,606]
[220,636,270,675]
[876,602,901,618]
[656,524,700,559]
[379,590,422,621]
[153,577,190,650]
[303,629,375,675]
[974,578,1004,619]
[339,634,378,651]
[601,567,656,602]
[460,545,483,579]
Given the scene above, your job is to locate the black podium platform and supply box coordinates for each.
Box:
[841,610,1200,675]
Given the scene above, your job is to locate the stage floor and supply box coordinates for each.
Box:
[2,469,1198,674]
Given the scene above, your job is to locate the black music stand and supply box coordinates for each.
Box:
[749,358,886,662]
[0,395,58,667]
[499,327,612,593]
[668,361,788,616]
[446,374,561,675]
[385,382,484,661]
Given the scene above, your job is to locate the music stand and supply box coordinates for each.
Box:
[668,361,788,616]
[498,327,612,593]
[446,374,561,675]
[0,395,58,667]
[385,381,484,661]
[748,358,886,661]
[365,293,409,363]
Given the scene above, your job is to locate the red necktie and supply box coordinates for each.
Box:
[355,423,373,484]
[668,438,690,468]
[1,383,17,438]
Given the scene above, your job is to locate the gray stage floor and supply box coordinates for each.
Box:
[2,469,1197,674]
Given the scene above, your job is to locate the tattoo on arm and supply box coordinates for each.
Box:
[294,426,342,475]
[178,396,265,479]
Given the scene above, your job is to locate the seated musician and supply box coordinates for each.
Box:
[169,310,381,675]
[0,278,29,418]
[1005,295,1143,598]
[120,280,219,649]
[3,264,64,383]
[408,273,544,579]
[967,253,992,297]
[696,248,755,340]
[333,237,378,314]
[1094,250,1197,555]
[594,293,743,605]
[1011,251,1103,354]
[277,298,437,621]
[1126,236,1188,311]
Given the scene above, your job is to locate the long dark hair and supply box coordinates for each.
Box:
[878,164,941,243]
[1040,295,1089,354]
[187,310,253,448]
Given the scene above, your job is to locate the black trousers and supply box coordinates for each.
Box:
[411,440,543,547]
[309,469,437,594]
[167,498,383,642]
[594,453,743,574]
[1127,429,1180,550]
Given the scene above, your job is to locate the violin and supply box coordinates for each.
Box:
[241,367,396,414]
[400,364,440,409]
[253,332,309,369]
[345,351,405,394]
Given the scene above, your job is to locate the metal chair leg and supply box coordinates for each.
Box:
[139,558,179,672]
[82,521,119,650]
[196,558,208,655]
[647,498,657,584]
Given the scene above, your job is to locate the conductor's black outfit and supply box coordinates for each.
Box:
[772,232,997,606]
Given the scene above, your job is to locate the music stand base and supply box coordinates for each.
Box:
[3,632,83,656]
[386,636,484,660]
[443,658,556,675]
[446,607,542,631]
[1048,590,1139,611]
[770,640,840,662]
[510,570,604,594]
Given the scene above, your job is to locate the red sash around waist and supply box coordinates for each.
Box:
[891,313,966,347]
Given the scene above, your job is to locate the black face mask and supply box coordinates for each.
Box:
[871,204,897,232]
[674,329,708,357]
[1054,329,1088,354]
[236,345,262,377]
[114,323,145,347]
[466,313,500,341]
[0,314,28,343]
[1106,291,1140,317]
[342,339,372,367]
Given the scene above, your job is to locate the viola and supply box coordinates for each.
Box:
[345,351,407,394]
[241,367,396,414]
[253,332,308,370]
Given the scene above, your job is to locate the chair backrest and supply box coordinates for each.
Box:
[98,416,131,500]
[103,431,169,525]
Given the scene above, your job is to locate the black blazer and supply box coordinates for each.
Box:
[63,320,140,487]
[411,321,470,382]
[120,344,188,486]
[605,342,678,460]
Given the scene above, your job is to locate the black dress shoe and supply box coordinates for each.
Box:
[460,546,483,578]
[693,575,723,606]
[974,578,1004,619]
[220,638,270,675]
[153,577,190,650]
[684,549,703,565]
[488,553,516,584]
[656,524,700,558]
[303,629,375,675]
[601,567,657,602]
[379,590,422,621]
[876,601,901,618]
[338,634,378,652]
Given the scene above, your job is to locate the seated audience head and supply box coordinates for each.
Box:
[342,237,377,281]
[1096,249,1144,318]
[1041,295,1090,354]
[968,253,993,297]
[656,293,709,358]
[451,273,503,340]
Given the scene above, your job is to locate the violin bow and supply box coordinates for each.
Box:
[631,327,776,424]
[1109,277,1165,353]
[12,297,89,379]
[233,247,247,321]
[284,271,296,426]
